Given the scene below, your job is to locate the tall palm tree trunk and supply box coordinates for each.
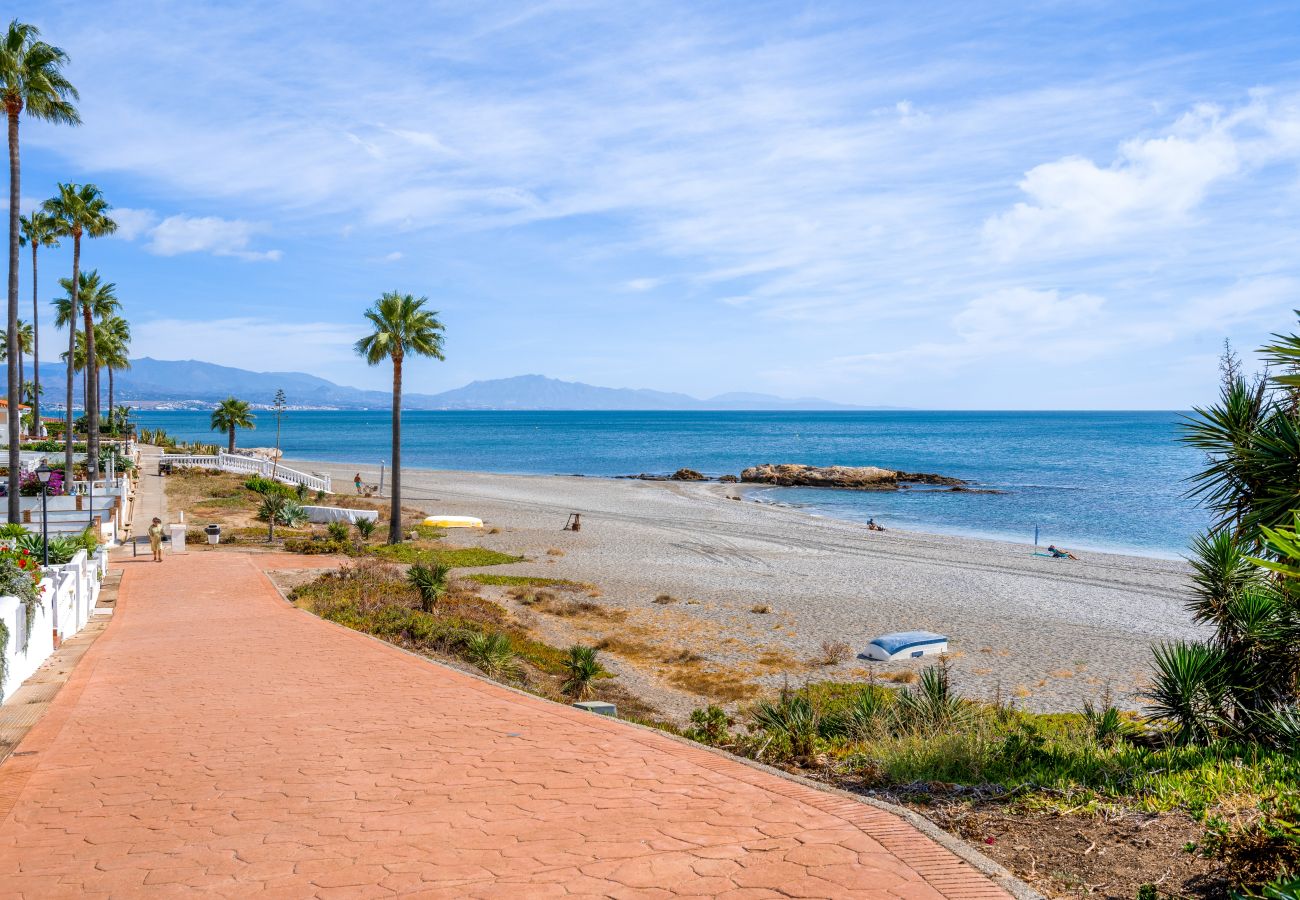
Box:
[81,302,98,477]
[388,351,403,544]
[16,345,23,431]
[6,107,21,523]
[63,235,78,480]
[29,239,38,437]
[107,366,113,434]
[228,424,235,454]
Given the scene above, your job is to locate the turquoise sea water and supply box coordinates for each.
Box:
[134,410,1208,559]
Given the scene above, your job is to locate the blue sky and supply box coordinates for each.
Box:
[12,1,1300,408]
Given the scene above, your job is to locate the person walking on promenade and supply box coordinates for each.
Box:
[148,516,165,562]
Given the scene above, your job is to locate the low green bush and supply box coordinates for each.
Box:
[283,538,350,555]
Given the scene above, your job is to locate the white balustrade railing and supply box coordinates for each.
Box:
[160,451,332,493]
[1,546,106,704]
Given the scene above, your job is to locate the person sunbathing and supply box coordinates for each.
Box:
[1047,544,1077,559]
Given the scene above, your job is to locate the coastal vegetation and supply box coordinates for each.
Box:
[355,292,445,544]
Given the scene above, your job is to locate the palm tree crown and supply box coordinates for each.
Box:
[0,20,80,125]
[355,292,447,366]
[357,292,446,544]
[210,397,255,453]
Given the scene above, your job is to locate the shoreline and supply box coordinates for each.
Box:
[289,457,1199,714]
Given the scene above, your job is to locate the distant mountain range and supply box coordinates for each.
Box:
[17,359,889,411]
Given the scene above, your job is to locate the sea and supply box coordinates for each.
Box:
[133,409,1210,560]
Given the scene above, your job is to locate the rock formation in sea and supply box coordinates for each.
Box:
[739,464,966,490]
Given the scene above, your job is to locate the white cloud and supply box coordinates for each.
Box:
[621,278,660,292]
[109,207,160,241]
[983,97,1300,259]
[382,251,403,262]
[952,287,1104,343]
[146,215,281,261]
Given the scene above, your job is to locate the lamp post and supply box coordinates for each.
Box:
[35,463,52,567]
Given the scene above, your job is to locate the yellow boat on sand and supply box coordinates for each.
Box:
[423,515,484,529]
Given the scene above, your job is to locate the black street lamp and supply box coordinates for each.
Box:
[35,462,52,567]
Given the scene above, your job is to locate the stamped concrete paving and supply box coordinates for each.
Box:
[0,550,1012,898]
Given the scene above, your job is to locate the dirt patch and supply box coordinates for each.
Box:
[915,802,1228,899]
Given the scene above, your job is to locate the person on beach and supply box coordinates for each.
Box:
[1047,544,1077,560]
[148,517,165,562]
[354,473,363,494]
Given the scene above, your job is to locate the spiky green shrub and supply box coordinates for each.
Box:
[326,520,350,542]
[685,705,733,746]
[895,661,970,731]
[748,691,821,760]
[354,517,376,539]
[407,562,449,613]
[460,631,518,681]
[561,645,602,699]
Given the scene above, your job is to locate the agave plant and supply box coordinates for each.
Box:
[407,562,449,613]
[461,630,517,680]
[561,645,602,699]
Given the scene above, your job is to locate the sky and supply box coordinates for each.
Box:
[11,0,1300,408]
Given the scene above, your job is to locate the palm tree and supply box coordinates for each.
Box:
[95,314,129,427]
[53,268,116,462]
[210,397,254,453]
[355,292,445,544]
[19,210,59,436]
[42,184,116,480]
[0,318,32,425]
[2,20,80,522]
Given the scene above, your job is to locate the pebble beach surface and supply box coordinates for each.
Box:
[294,459,1203,714]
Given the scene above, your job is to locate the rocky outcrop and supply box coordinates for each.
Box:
[718,474,740,483]
[739,464,966,490]
[670,468,706,481]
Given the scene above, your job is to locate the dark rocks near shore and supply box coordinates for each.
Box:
[739,463,968,491]
[670,468,706,481]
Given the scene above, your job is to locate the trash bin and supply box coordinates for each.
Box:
[204,524,221,546]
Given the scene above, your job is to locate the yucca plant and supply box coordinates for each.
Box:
[354,517,376,540]
[561,645,602,699]
[748,690,821,760]
[460,630,518,681]
[326,520,350,542]
[896,661,970,731]
[1147,641,1234,745]
[407,562,449,613]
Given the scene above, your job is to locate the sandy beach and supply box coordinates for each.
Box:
[292,458,1202,716]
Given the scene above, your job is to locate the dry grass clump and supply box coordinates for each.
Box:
[664,648,706,664]
[487,527,501,535]
[653,594,678,605]
[534,597,627,621]
[815,639,853,667]
[879,669,919,684]
[750,603,771,614]
[546,548,565,557]
[668,668,758,702]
